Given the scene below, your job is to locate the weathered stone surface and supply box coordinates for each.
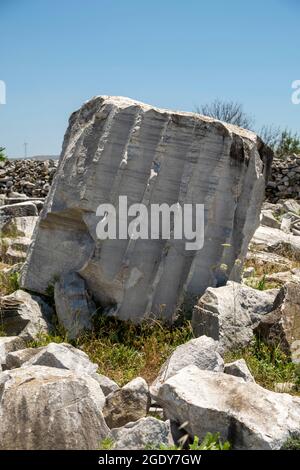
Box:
[260,209,280,229]
[0,365,109,449]
[1,216,38,239]
[5,347,42,369]
[0,236,31,263]
[254,282,300,362]
[157,365,300,450]
[0,290,52,341]
[54,272,96,339]
[245,250,293,271]
[282,199,300,214]
[151,336,223,399]
[251,225,300,259]
[275,382,297,393]
[224,359,255,383]
[0,336,26,368]
[192,281,278,352]
[103,376,150,428]
[92,373,120,396]
[21,96,271,322]
[242,266,255,279]
[0,159,57,198]
[109,417,174,450]
[0,201,38,218]
[23,342,100,378]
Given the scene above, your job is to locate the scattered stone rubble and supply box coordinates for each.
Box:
[1,101,300,450]
[266,154,300,202]
[0,159,57,198]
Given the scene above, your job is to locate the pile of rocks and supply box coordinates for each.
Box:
[0,159,57,198]
[0,194,43,264]
[266,154,300,202]
[0,333,299,450]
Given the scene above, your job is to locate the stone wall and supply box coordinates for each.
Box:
[0,159,58,198]
[266,154,300,202]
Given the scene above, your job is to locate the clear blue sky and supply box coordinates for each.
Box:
[0,0,299,157]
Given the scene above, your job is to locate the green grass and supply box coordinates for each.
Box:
[0,270,20,296]
[243,274,281,291]
[225,337,300,395]
[99,437,115,450]
[146,433,231,450]
[29,315,194,385]
[100,433,231,451]
[281,436,300,450]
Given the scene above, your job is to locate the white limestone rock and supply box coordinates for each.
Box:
[251,225,300,259]
[0,201,38,218]
[0,290,53,341]
[282,199,300,215]
[224,359,255,383]
[151,335,223,399]
[92,373,120,396]
[0,336,26,368]
[20,96,272,322]
[54,272,96,339]
[5,347,42,369]
[109,417,174,450]
[254,281,300,362]
[157,365,300,450]
[0,365,109,449]
[103,376,150,428]
[1,216,38,239]
[260,209,280,229]
[192,281,278,352]
[23,342,100,378]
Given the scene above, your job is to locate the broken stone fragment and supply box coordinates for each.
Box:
[0,201,38,218]
[20,96,272,322]
[108,417,174,450]
[254,281,300,362]
[192,281,278,352]
[103,376,151,428]
[260,209,280,229]
[224,358,255,383]
[22,342,99,377]
[92,373,120,396]
[0,236,31,263]
[251,225,300,259]
[5,347,42,369]
[157,365,300,450]
[0,365,109,449]
[0,290,53,341]
[1,216,38,239]
[54,272,96,339]
[150,335,223,399]
[0,336,26,369]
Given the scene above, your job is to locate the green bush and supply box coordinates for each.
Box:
[276,130,300,157]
